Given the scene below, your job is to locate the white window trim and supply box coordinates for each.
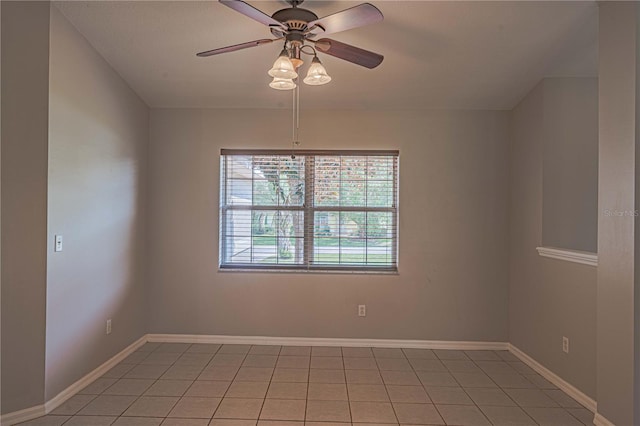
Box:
[536,246,598,267]
[217,268,400,275]
[219,149,399,273]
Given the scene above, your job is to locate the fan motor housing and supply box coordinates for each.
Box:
[271,8,318,30]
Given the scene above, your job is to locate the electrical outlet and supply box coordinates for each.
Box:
[55,235,63,252]
[562,336,569,353]
[106,319,112,335]
[358,305,366,317]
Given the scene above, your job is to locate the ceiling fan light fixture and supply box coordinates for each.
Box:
[268,49,298,79]
[291,57,304,69]
[303,56,332,86]
[269,77,297,90]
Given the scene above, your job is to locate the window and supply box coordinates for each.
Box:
[219,149,399,272]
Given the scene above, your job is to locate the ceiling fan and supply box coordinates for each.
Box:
[197,0,384,89]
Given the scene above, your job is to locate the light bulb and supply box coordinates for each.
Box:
[268,49,298,80]
[303,56,331,86]
[269,77,296,90]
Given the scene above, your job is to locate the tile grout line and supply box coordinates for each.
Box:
[343,349,354,424]
[415,348,450,425]
[255,345,279,423]
[211,344,251,422]
[458,352,503,426]
[461,350,507,426]
[143,343,191,423]
[119,343,190,424]
[105,348,153,425]
[197,343,224,425]
[303,347,312,424]
[486,349,539,425]
[378,349,402,425]
[429,349,467,425]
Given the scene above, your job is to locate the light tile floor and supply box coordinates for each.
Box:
[18,343,594,426]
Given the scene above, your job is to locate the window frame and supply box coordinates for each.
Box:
[219,149,399,273]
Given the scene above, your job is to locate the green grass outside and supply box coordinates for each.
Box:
[259,253,391,264]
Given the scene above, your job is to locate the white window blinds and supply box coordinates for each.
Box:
[220,150,398,272]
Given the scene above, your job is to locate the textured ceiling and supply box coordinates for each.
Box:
[55,1,598,110]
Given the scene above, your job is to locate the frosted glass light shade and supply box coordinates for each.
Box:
[303,57,331,86]
[269,77,296,90]
[268,50,298,80]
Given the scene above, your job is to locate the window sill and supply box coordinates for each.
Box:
[218,268,399,275]
[536,246,598,267]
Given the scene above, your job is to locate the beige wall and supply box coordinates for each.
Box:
[509,79,597,399]
[147,108,510,341]
[542,78,598,253]
[597,3,638,424]
[44,6,149,400]
[1,1,50,414]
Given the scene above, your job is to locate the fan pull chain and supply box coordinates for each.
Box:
[291,83,300,159]
[296,83,300,140]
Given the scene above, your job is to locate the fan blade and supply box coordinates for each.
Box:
[219,0,286,28]
[315,38,383,69]
[197,39,275,57]
[307,3,383,36]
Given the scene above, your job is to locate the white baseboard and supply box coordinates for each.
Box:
[146,334,509,351]
[509,344,597,413]
[593,412,616,426]
[1,333,505,425]
[1,335,147,426]
[0,404,46,426]
[43,335,147,414]
[8,336,615,426]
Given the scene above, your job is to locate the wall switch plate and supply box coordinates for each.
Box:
[106,319,112,335]
[562,336,569,353]
[358,305,366,317]
[55,235,63,252]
